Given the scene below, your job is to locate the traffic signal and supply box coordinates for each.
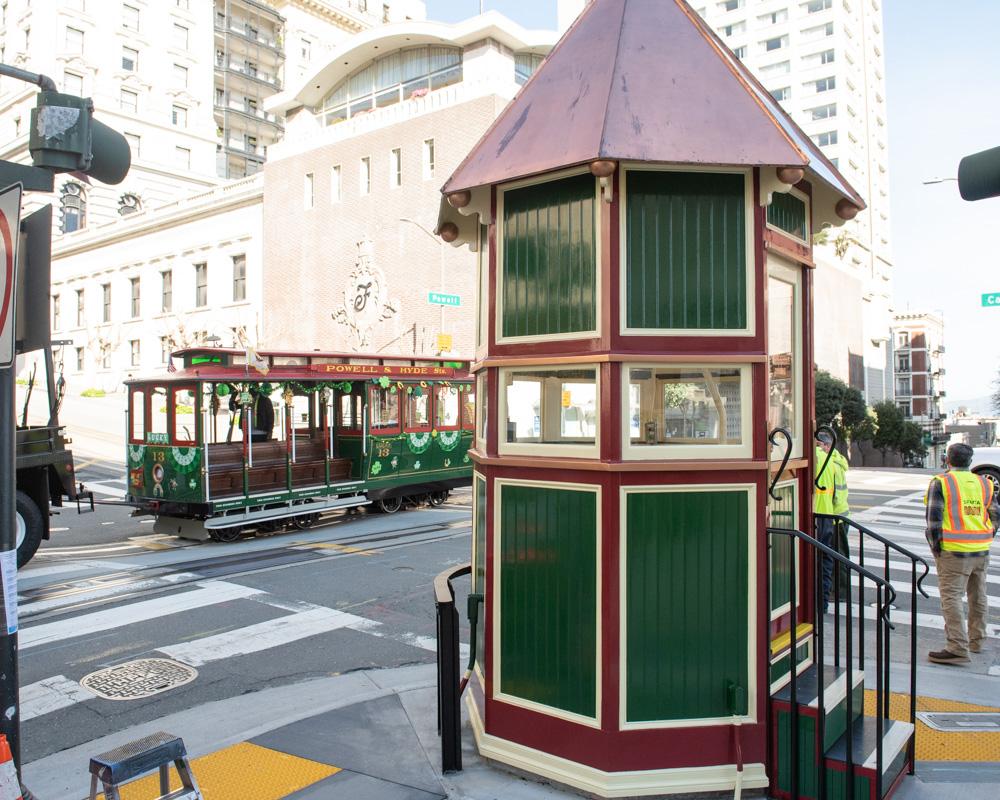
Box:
[28,92,131,185]
[957,145,1000,202]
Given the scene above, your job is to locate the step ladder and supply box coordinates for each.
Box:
[87,732,202,800]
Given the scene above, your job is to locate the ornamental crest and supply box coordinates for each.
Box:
[332,239,400,349]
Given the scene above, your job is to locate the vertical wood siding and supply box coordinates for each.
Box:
[769,484,796,615]
[499,484,597,718]
[766,191,807,240]
[624,489,749,722]
[501,174,597,338]
[625,171,746,330]
[474,475,487,670]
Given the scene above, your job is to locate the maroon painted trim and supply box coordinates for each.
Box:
[169,384,198,446]
[128,387,145,444]
[488,188,498,353]
[368,385,401,436]
[403,391,433,434]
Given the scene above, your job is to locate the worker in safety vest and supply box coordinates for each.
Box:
[814,431,838,612]
[924,443,999,665]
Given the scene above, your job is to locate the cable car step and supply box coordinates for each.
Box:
[204,494,369,529]
[88,731,202,800]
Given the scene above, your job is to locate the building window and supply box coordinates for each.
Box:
[771,86,790,101]
[118,193,141,216]
[818,48,835,64]
[763,36,788,52]
[811,76,836,93]
[75,347,84,372]
[244,134,257,154]
[160,336,173,364]
[161,271,172,312]
[123,4,139,31]
[722,21,745,36]
[514,53,544,85]
[423,139,435,179]
[173,63,188,88]
[330,165,341,202]
[124,132,140,158]
[173,23,188,50]
[803,21,834,38]
[175,146,191,169]
[130,339,140,367]
[101,344,111,370]
[733,45,746,59]
[360,157,371,196]
[122,46,138,72]
[102,283,111,323]
[76,289,85,327]
[806,0,832,11]
[60,182,87,233]
[760,60,790,76]
[130,277,140,318]
[500,365,599,457]
[194,263,207,307]
[390,148,401,188]
[812,130,837,147]
[896,353,910,373]
[215,87,225,106]
[52,295,61,331]
[809,103,836,120]
[897,331,909,348]
[300,38,311,61]
[120,89,138,113]
[303,172,314,209]
[63,70,84,95]
[65,26,84,53]
[759,9,788,24]
[171,105,187,127]
[896,376,911,397]
[319,45,462,126]
[232,254,246,302]
[719,0,743,10]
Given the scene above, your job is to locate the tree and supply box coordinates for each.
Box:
[815,370,846,430]
[871,401,905,458]
[815,371,871,446]
[899,421,928,463]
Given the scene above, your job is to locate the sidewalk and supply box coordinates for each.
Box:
[23,661,1000,800]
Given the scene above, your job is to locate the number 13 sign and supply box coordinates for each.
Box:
[0,184,22,370]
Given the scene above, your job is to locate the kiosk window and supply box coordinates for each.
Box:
[462,386,475,431]
[501,367,597,447]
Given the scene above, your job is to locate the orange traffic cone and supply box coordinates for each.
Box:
[0,735,21,800]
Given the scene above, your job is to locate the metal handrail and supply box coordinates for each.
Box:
[434,563,471,774]
[768,526,896,800]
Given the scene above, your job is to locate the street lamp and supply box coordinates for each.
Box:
[398,217,448,355]
[921,177,957,185]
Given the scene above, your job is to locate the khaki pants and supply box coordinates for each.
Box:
[934,551,990,657]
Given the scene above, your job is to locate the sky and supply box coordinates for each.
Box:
[426,1,1000,407]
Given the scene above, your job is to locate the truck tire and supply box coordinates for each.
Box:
[16,490,44,568]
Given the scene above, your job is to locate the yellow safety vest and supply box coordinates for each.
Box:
[831,450,849,515]
[814,446,835,515]
[934,471,995,553]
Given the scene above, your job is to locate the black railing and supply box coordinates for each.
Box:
[434,562,470,773]
[817,512,930,777]
[768,526,897,800]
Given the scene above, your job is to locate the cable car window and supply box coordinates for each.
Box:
[291,394,313,436]
[130,388,145,443]
[500,366,598,455]
[405,390,431,432]
[370,386,400,433]
[173,387,197,445]
[150,386,169,440]
[339,390,362,432]
[435,386,461,430]
[462,385,475,431]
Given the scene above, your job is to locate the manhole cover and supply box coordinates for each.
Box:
[80,658,197,700]
[917,712,1000,733]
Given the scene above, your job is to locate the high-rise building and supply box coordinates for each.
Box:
[694,0,893,403]
[891,311,947,466]
[0,0,425,227]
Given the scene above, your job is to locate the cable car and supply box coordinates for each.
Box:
[125,348,474,541]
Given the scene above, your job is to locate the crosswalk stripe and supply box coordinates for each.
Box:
[21,581,262,649]
[846,574,1000,607]
[856,604,1000,638]
[158,607,378,666]
[21,676,96,721]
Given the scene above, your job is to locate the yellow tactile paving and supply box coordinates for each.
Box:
[864,690,1000,762]
[96,742,340,799]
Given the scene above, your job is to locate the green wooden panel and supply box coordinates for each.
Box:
[770,483,796,615]
[499,484,597,717]
[474,474,487,670]
[767,190,808,240]
[776,707,821,798]
[625,489,748,721]
[769,641,810,687]
[625,170,746,330]
[501,174,597,338]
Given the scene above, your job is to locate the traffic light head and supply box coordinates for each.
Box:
[958,145,1000,202]
[28,92,131,185]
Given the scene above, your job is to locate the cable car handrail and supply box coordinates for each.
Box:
[814,424,837,490]
[767,426,793,502]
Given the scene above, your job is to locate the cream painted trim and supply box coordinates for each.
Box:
[764,185,812,246]
[471,473,486,594]
[475,372,487,451]
[468,696,768,799]
[620,363,753,461]
[498,365,601,459]
[768,636,814,694]
[496,167,602,345]
[767,254,804,460]
[493,478,602,729]
[769,479,800,622]
[619,483,758,730]
[619,164,756,338]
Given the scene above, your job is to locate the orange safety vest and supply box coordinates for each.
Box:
[934,471,995,553]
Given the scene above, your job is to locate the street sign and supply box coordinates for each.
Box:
[0,184,22,369]
[436,333,453,352]
[428,291,461,307]
[982,292,1000,308]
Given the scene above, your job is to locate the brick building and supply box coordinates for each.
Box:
[891,311,947,466]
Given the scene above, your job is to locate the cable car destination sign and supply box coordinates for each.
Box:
[310,363,458,378]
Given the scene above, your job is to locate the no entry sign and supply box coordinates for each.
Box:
[0,184,21,369]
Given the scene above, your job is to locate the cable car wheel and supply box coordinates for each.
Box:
[209,527,243,543]
[428,491,449,507]
[377,496,403,514]
[292,513,320,530]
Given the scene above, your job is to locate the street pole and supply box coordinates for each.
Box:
[0,361,21,777]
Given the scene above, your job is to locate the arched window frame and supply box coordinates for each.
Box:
[60,181,87,233]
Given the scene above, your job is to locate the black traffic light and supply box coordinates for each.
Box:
[28,92,131,185]
[957,145,1000,202]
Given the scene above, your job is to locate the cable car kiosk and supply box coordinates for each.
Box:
[434,1,899,798]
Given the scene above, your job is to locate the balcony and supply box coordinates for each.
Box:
[214,98,283,129]
[215,58,281,90]
[214,18,284,56]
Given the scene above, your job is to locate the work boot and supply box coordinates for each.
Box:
[969,642,982,654]
[928,649,970,665]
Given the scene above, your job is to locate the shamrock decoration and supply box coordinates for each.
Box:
[390,456,398,468]
[189,478,197,489]
[378,376,392,389]
[371,461,382,475]
[414,460,421,470]
[216,384,230,397]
